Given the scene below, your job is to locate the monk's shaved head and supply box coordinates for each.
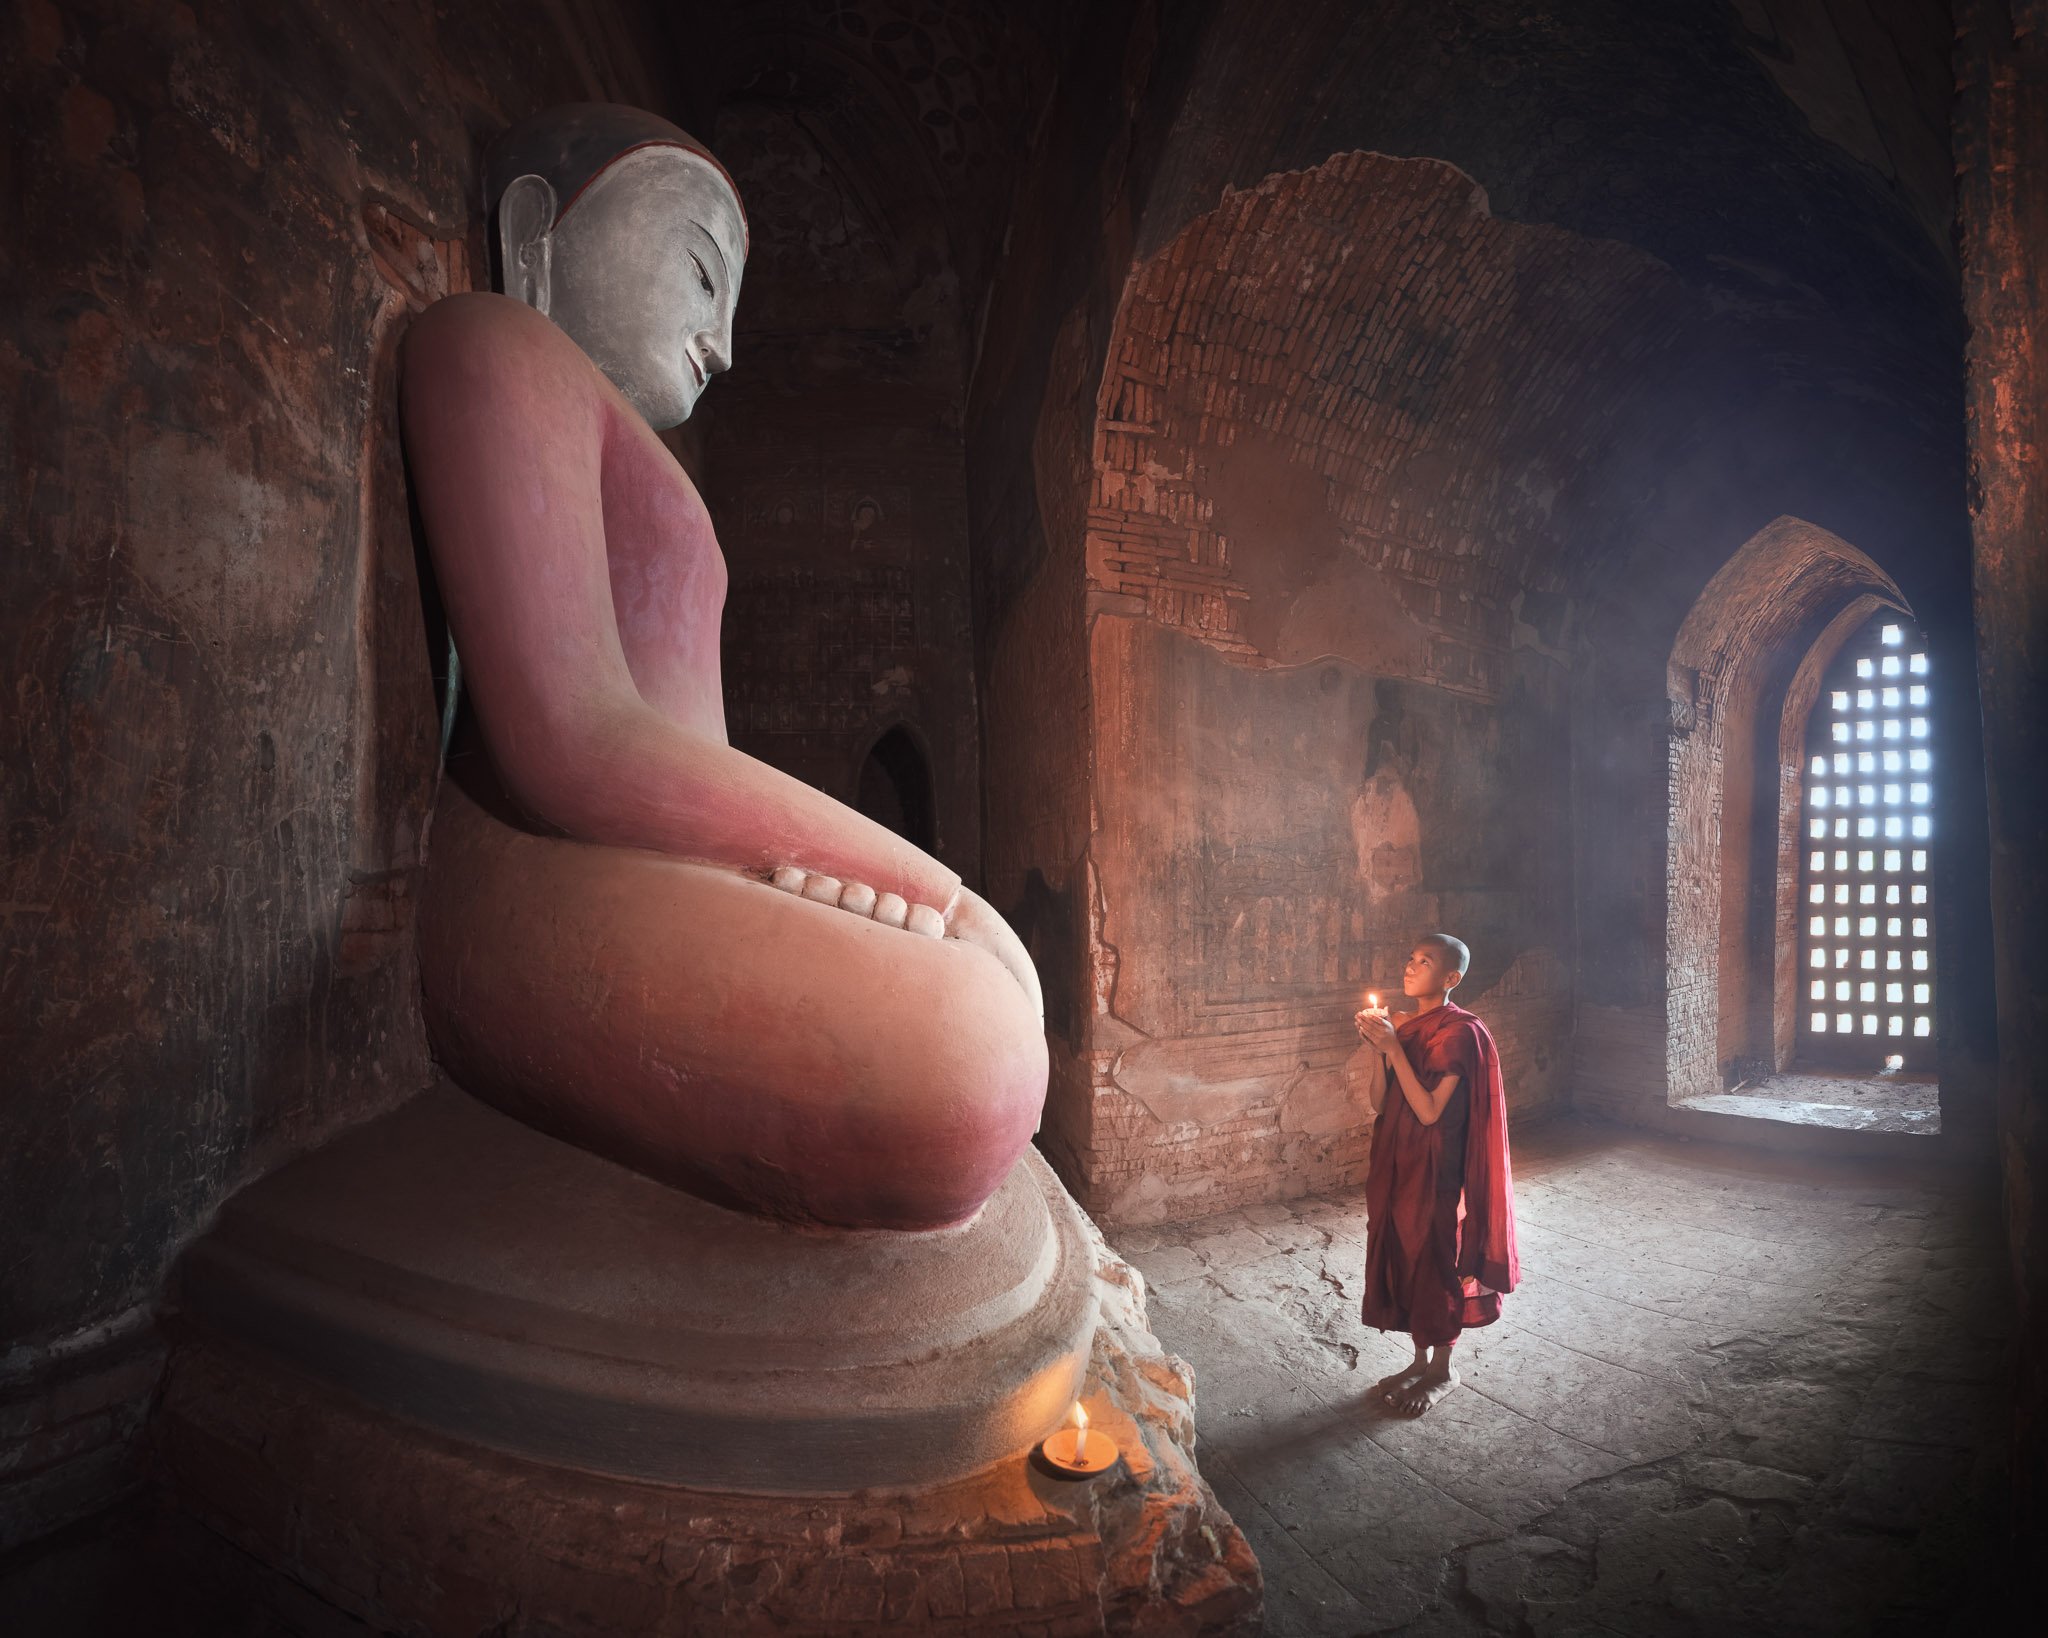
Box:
[1417,933,1471,980]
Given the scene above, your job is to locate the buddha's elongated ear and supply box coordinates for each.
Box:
[497,173,557,313]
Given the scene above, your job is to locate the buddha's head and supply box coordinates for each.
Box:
[484,104,748,429]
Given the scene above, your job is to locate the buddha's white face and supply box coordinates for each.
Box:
[541,147,747,429]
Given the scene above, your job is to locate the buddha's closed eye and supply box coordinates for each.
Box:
[689,251,714,297]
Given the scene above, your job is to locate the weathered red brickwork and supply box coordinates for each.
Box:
[1059,155,1648,1219]
[1085,154,1683,682]
[1957,0,2048,1539]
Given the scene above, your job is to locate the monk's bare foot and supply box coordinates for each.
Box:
[1389,1364,1459,1416]
[1371,1360,1429,1404]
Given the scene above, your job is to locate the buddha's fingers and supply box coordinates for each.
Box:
[770,866,935,931]
[765,867,1043,1021]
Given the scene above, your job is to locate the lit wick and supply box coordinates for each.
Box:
[1068,1402,1091,1468]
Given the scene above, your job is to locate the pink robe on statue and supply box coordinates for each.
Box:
[1362,1002,1519,1346]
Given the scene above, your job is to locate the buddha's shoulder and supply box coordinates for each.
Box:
[405,293,591,378]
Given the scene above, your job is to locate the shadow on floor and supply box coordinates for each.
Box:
[0,1490,372,1637]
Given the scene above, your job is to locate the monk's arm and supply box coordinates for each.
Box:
[401,300,961,910]
[1385,1039,1461,1126]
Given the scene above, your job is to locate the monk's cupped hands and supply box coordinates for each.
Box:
[1355,1011,1398,1055]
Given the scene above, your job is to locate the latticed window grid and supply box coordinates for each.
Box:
[1797,618,1935,1068]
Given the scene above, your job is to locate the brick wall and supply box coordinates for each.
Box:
[704,95,983,876]
[1956,0,2048,1537]
[1055,153,1669,1219]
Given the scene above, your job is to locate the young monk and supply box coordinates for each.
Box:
[1353,935,1519,1415]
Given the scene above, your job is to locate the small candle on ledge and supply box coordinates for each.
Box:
[1037,1398,1117,1477]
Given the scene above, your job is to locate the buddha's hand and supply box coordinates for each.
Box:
[764,868,1043,1022]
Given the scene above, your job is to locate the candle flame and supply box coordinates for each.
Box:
[1366,992,1378,1007]
[1066,1400,1092,1466]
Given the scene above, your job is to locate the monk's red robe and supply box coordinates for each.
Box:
[1361,1002,1519,1346]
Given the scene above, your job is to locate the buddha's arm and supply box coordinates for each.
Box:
[400,299,961,911]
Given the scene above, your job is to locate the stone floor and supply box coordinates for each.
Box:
[1109,1117,2015,1636]
[1675,1072,1941,1136]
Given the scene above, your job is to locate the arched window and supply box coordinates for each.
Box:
[1798,615,1936,1067]
[856,724,938,854]
[1660,517,1942,1130]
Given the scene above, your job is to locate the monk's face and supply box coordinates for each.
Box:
[1401,944,1462,999]
[546,147,747,428]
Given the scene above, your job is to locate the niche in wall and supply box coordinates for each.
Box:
[857,723,938,854]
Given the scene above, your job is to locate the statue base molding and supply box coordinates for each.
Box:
[167,1082,1094,1494]
[152,1083,1260,1633]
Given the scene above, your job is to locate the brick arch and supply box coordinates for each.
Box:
[1085,149,1690,685]
[1030,151,1706,1218]
[1664,516,1906,1106]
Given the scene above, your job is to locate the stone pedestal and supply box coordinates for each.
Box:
[153,1084,1259,1634]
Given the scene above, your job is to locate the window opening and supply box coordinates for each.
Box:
[1798,617,1936,1068]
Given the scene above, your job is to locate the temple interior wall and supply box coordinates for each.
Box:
[970,0,1994,1217]
[698,42,1012,880]
[0,0,702,1348]
[0,0,696,1544]
[1060,154,1616,1220]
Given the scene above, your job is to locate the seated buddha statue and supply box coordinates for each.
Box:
[400,104,1045,1231]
